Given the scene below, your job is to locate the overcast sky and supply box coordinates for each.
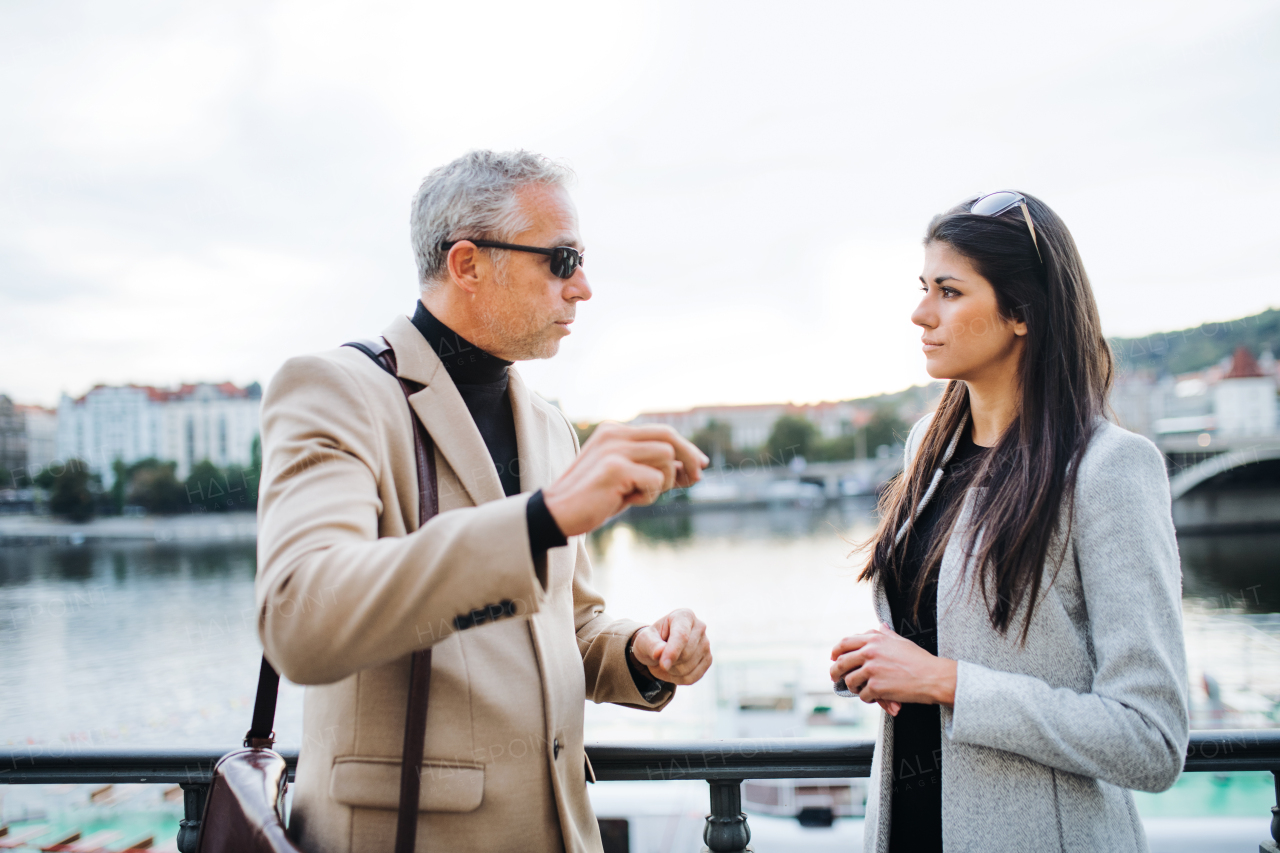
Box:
[2,0,1277,420]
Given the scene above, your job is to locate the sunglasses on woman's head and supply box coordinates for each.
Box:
[440,239,584,279]
[968,191,1043,263]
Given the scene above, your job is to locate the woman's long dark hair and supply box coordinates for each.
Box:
[858,192,1114,642]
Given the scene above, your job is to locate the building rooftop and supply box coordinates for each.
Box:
[68,381,261,404]
[1222,346,1266,380]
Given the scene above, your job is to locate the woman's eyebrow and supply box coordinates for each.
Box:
[918,274,962,285]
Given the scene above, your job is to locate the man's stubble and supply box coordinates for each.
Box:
[475,266,564,362]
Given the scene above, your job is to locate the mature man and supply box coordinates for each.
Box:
[255,150,713,853]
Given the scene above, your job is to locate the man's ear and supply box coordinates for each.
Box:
[445,242,484,295]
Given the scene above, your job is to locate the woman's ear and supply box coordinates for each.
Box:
[1010,303,1029,337]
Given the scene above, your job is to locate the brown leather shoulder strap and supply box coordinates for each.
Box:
[342,337,438,522]
[382,344,437,853]
[343,338,438,853]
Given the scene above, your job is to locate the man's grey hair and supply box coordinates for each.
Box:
[410,150,574,292]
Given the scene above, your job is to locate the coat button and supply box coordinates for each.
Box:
[553,738,561,759]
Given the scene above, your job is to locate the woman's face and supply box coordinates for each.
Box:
[912,241,1027,384]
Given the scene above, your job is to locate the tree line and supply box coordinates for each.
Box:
[575,407,909,469]
[33,403,911,522]
[1109,307,1279,376]
[708,408,908,467]
[28,436,262,522]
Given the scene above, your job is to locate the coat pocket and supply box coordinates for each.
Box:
[328,756,484,813]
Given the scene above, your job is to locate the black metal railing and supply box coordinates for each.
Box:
[2,731,1278,852]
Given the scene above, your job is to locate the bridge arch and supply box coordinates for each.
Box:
[1168,443,1280,501]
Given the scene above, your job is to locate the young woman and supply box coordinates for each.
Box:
[830,191,1189,853]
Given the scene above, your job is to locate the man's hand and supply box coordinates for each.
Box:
[830,622,956,711]
[543,423,709,537]
[629,608,712,686]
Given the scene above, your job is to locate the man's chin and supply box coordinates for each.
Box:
[530,339,561,360]
[508,336,561,362]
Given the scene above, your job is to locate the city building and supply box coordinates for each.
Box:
[17,404,57,473]
[0,395,25,476]
[0,397,60,485]
[632,404,792,449]
[1110,346,1279,444]
[1214,346,1277,437]
[630,398,920,450]
[56,382,262,486]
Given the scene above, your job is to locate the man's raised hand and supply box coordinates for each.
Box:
[629,608,712,686]
[542,423,709,537]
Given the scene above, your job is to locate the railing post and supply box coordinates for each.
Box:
[1262,769,1280,853]
[177,782,208,853]
[703,779,751,853]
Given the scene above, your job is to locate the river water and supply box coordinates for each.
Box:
[1,502,1278,828]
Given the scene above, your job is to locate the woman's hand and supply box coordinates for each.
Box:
[830,622,957,712]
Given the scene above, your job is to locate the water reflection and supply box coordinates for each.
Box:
[0,541,288,751]
[0,506,1275,752]
[0,542,257,587]
[617,500,1278,617]
[1179,532,1280,613]
[611,496,881,546]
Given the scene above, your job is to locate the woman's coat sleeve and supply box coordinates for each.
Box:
[945,431,1190,792]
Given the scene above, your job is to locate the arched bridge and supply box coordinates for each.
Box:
[1168,443,1280,501]
[1167,440,1280,533]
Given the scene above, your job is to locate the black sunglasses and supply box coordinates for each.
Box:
[440,239,584,279]
[968,190,1042,263]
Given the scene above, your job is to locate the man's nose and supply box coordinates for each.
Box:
[566,269,592,302]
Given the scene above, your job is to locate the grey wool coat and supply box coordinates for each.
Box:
[863,414,1190,853]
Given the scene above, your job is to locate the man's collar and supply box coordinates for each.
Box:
[379,313,506,505]
[410,301,511,385]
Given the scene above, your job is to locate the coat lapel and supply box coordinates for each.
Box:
[381,314,505,507]
[937,487,984,619]
[872,575,893,626]
[507,367,552,493]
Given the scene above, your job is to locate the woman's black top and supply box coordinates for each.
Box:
[883,427,988,853]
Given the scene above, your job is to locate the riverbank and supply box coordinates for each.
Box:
[0,512,256,545]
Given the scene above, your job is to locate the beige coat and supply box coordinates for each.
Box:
[255,314,673,853]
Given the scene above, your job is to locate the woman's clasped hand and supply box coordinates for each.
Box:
[829,622,957,716]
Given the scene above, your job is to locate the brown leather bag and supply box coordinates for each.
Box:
[195,338,438,853]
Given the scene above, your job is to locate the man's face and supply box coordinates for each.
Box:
[474,183,591,361]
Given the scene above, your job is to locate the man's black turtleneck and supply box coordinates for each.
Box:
[410,301,669,701]
[410,301,566,554]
